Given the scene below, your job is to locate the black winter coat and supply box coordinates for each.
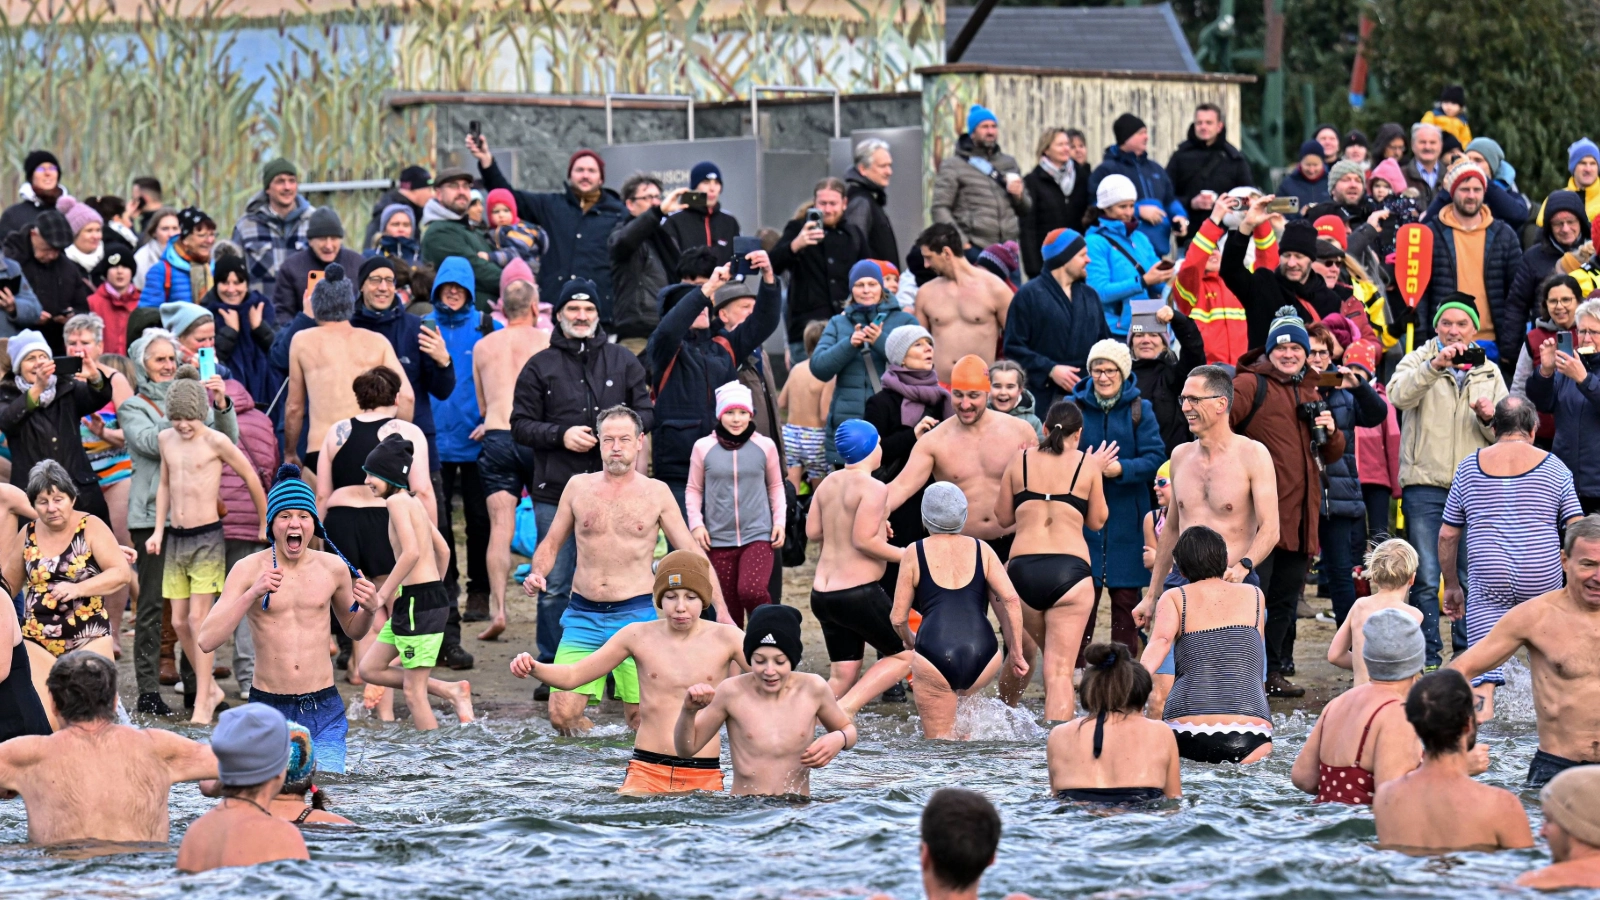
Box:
[608,208,679,340]
[1129,309,1207,455]
[769,216,869,344]
[510,328,654,505]
[1420,215,1523,370]
[863,387,944,550]
[1319,379,1389,519]
[2,229,90,354]
[1002,273,1109,410]
[844,170,899,265]
[1019,162,1090,278]
[0,373,114,500]
[645,277,781,483]
[662,205,740,267]
[1218,227,1345,349]
[1165,126,1256,223]
[1506,190,1588,356]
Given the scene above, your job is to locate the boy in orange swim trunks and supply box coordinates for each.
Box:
[510,551,747,793]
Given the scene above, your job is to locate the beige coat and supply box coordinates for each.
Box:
[1387,339,1507,489]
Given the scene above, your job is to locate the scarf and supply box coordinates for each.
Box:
[66,242,104,274]
[1095,387,1119,412]
[881,365,950,427]
[1040,156,1076,196]
[715,421,754,449]
[574,184,602,213]
[16,373,56,407]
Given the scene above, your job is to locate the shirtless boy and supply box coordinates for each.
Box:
[522,406,727,735]
[471,279,549,640]
[913,224,1013,384]
[356,435,475,730]
[1327,539,1424,685]
[0,652,218,845]
[1135,365,1279,709]
[198,466,381,773]
[176,704,309,873]
[285,262,414,474]
[808,419,914,713]
[778,318,833,491]
[674,604,856,797]
[148,365,267,724]
[1450,515,1600,786]
[510,551,747,792]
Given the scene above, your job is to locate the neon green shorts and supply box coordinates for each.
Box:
[377,581,449,669]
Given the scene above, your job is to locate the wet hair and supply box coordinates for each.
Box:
[98,353,136,385]
[1038,400,1084,455]
[63,312,104,343]
[803,318,827,356]
[918,223,964,258]
[1364,538,1418,591]
[987,359,1025,388]
[502,280,537,320]
[353,366,402,411]
[46,651,118,724]
[1405,670,1475,757]
[677,246,721,282]
[1538,274,1582,322]
[1492,395,1537,438]
[620,172,662,204]
[1565,514,1600,554]
[1187,364,1234,408]
[1079,641,1152,716]
[1173,525,1228,582]
[597,404,643,435]
[920,788,1001,891]
[26,459,78,504]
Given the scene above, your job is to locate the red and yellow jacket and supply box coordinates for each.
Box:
[1174,219,1278,366]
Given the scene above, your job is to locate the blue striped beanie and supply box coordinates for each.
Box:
[264,464,358,608]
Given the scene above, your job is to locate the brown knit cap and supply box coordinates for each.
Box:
[653,550,715,608]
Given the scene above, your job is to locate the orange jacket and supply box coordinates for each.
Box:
[1173,218,1277,366]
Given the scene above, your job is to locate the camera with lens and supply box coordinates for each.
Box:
[1298,399,1331,448]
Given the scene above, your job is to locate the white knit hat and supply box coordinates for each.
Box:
[1096,174,1137,210]
[715,381,754,419]
[1086,338,1132,380]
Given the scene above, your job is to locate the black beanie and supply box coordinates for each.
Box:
[213,251,248,287]
[554,278,599,316]
[363,433,414,489]
[23,150,59,181]
[1279,220,1319,259]
[744,604,803,666]
[1439,84,1465,106]
[1113,113,1146,147]
[358,255,395,288]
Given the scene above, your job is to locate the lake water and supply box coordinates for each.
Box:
[0,660,1562,899]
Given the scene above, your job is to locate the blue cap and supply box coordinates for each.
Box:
[1267,306,1310,353]
[689,161,722,188]
[848,259,884,292]
[966,104,997,134]
[1041,227,1086,272]
[835,419,880,466]
[1570,138,1599,174]
[1298,139,1325,160]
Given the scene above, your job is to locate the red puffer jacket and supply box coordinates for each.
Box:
[220,379,279,544]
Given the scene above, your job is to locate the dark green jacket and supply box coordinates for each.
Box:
[419,200,501,300]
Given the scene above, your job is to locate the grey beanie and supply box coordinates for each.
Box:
[306,206,344,240]
[310,261,355,322]
[1363,608,1425,682]
[885,324,932,367]
[921,481,968,535]
[213,703,291,786]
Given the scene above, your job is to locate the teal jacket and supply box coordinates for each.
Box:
[808,298,919,460]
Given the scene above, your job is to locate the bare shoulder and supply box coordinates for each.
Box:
[144,725,204,757]
[997,412,1037,441]
[794,671,832,699]
[0,733,48,766]
[1169,441,1196,468]
[1234,434,1273,466]
[315,549,355,581]
[79,513,118,544]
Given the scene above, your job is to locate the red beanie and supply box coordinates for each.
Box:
[485,188,519,224]
[567,149,605,184]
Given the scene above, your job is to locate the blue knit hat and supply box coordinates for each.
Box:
[835,419,880,465]
[689,161,722,188]
[1569,138,1599,174]
[1042,227,1086,272]
[966,104,997,134]
[1266,306,1310,353]
[848,259,884,293]
[264,464,357,608]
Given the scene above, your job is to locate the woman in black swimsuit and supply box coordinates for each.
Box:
[1048,641,1181,804]
[994,400,1114,722]
[0,572,51,743]
[889,483,1029,740]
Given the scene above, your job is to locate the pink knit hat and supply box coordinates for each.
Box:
[58,196,102,236]
[1369,158,1405,194]
[500,257,534,297]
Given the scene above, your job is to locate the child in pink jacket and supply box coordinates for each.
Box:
[1345,341,1400,546]
[686,382,786,627]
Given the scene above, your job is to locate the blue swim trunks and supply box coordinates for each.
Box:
[250,685,349,774]
[554,593,658,705]
[1155,569,1261,675]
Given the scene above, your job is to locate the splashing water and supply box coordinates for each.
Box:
[1493,655,1537,723]
[952,695,1047,741]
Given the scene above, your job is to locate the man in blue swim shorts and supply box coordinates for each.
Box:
[522,406,729,735]
[197,464,382,774]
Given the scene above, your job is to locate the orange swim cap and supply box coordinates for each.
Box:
[949,354,992,392]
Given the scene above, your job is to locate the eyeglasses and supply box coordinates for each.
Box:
[632,193,661,204]
[1578,328,1600,338]
[1178,394,1224,407]
[1090,369,1121,380]
[365,276,396,286]
[1307,348,1332,358]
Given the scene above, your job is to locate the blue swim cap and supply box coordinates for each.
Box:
[835,419,879,465]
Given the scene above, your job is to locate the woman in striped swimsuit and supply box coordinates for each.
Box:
[1139,524,1273,763]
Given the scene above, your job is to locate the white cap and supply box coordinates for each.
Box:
[715,381,754,419]
[1096,174,1138,210]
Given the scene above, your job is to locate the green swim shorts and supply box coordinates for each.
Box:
[377,581,449,669]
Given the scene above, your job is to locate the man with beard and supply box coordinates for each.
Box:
[1304,160,1374,227]
[1421,161,1525,375]
[521,406,725,734]
[1219,194,1345,349]
[931,105,1030,250]
[419,166,503,301]
[511,280,654,698]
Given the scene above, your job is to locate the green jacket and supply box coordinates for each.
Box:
[419,200,502,300]
[121,373,239,530]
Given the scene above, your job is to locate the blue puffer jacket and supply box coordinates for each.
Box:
[1085,218,1161,337]
[138,239,199,307]
[1527,364,1600,498]
[423,256,499,464]
[808,298,919,460]
[1275,166,1330,211]
[1073,378,1166,588]
[1319,380,1391,519]
[1087,146,1186,251]
[353,298,456,471]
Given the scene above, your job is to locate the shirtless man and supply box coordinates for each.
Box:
[674,604,856,797]
[1519,767,1600,890]
[198,466,382,774]
[471,279,549,640]
[0,652,218,845]
[176,704,309,873]
[913,224,1013,385]
[808,419,913,713]
[521,406,727,735]
[149,365,267,724]
[1134,364,1278,712]
[777,318,834,491]
[355,435,475,730]
[510,551,746,792]
[1450,515,1600,787]
[285,261,414,475]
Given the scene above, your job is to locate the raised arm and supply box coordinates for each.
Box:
[800,680,859,769]
[520,625,637,690]
[199,553,266,652]
[1447,603,1532,682]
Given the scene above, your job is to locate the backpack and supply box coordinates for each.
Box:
[782,479,810,568]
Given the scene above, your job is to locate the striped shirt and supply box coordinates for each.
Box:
[1162,586,1271,721]
[1443,451,1581,605]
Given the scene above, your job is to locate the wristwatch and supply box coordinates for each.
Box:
[1238,557,1255,572]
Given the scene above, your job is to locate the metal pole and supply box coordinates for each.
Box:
[603,93,696,145]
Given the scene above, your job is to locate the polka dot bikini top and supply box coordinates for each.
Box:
[1316,699,1399,805]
